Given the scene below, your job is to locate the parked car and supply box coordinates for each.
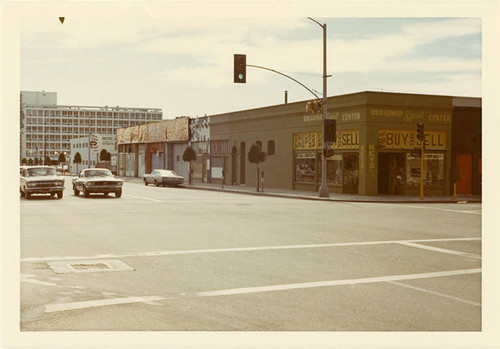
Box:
[143,169,184,187]
[20,165,65,199]
[72,168,123,198]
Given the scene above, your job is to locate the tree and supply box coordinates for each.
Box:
[182,146,197,185]
[22,158,27,165]
[44,155,52,166]
[74,152,82,174]
[28,158,34,166]
[100,149,111,168]
[58,152,66,164]
[34,158,39,165]
[248,143,267,192]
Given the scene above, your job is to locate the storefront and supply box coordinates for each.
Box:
[116,117,190,178]
[293,129,360,194]
[211,91,468,196]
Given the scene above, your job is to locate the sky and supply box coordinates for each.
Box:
[19,7,482,120]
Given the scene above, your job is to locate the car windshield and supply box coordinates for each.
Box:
[84,169,112,177]
[26,167,56,177]
[156,170,177,176]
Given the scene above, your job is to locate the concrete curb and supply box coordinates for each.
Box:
[183,185,481,204]
[114,176,481,204]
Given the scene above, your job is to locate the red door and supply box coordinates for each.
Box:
[456,154,472,194]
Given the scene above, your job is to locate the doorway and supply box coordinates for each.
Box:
[231,146,238,185]
[456,154,472,194]
[240,142,246,184]
[378,153,405,195]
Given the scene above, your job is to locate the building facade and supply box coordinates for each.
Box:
[116,117,191,179]
[209,91,481,196]
[20,91,162,163]
[69,134,117,174]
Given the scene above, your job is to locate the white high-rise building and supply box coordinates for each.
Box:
[20,91,162,163]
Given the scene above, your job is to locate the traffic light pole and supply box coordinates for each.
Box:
[308,17,330,198]
[420,140,424,200]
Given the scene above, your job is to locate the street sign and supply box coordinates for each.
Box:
[90,134,99,153]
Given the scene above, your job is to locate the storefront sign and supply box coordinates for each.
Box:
[368,144,376,178]
[303,111,362,123]
[370,109,451,123]
[294,130,360,150]
[378,130,446,149]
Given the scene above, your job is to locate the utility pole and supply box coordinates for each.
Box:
[308,17,331,198]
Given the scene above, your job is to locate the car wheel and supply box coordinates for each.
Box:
[20,189,25,197]
[115,190,122,198]
[83,186,90,198]
[73,185,80,196]
[144,178,148,186]
[154,180,159,187]
[26,192,31,199]
[57,191,63,199]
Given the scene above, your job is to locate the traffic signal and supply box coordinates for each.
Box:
[234,54,246,83]
[324,119,337,143]
[416,122,424,141]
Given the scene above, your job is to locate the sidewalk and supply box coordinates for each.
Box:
[117,175,481,204]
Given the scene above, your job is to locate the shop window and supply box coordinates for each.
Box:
[267,140,275,156]
[405,153,444,188]
[295,152,316,182]
[343,154,359,187]
[327,155,343,184]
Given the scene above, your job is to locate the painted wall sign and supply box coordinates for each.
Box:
[370,109,451,123]
[294,130,360,150]
[117,118,189,144]
[303,111,362,123]
[378,130,447,149]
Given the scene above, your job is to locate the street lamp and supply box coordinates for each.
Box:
[308,17,331,198]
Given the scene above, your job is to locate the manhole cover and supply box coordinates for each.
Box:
[47,260,134,274]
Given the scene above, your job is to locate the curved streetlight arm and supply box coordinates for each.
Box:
[307,17,324,29]
[246,64,320,100]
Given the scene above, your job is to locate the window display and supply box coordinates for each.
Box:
[295,152,316,182]
[343,154,359,187]
[327,155,342,184]
[406,153,444,188]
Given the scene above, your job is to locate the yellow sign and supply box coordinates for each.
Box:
[378,129,446,149]
[294,130,360,150]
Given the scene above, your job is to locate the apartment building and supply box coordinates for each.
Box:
[20,91,162,162]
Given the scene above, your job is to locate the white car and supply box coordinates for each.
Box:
[143,169,184,187]
[72,168,123,198]
[20,166,65,199]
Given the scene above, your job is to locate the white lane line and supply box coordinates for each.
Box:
[385,203,481,215]
[190,268,481,297]
[45,296,166,313]
[123,194,163,202]
[21,237,481,263]
[397,241,481,260]
[43,268,481,313]
[387,281,481,307]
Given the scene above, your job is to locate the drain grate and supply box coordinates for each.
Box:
[47,260,134,274]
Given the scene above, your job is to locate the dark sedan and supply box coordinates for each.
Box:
[72,168,123,198]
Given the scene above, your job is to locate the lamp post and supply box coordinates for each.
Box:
[308,17,331,197]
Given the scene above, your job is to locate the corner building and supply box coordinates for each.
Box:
[211,91,480,196]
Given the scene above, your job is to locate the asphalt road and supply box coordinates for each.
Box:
[19,180,482,332]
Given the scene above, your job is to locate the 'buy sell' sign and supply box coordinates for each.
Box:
[378,129,446,149]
